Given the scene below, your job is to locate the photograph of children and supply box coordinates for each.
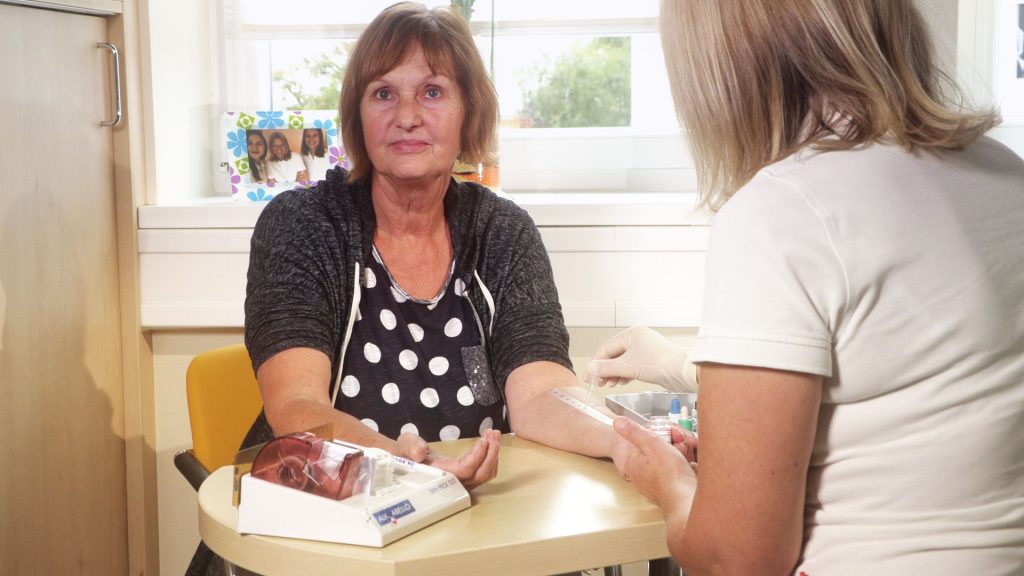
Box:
[245,128,308,184]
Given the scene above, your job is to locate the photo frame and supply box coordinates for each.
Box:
[223,110,351,203]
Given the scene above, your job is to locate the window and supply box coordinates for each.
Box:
[219,0,694,194]
[957,0,1024,159]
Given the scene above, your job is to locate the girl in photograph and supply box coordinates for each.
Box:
[266,131,308,183]
[246,131,270,183]
[301,128,331,183]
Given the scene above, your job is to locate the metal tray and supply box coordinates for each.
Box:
[605,392,697,426]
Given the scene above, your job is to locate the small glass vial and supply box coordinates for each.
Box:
[648,416,674,443]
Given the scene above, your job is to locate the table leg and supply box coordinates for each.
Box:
[648,557,683,576]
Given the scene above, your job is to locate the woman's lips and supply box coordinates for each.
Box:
[390,139,429,153]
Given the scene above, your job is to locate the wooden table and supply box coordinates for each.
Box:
[198,434,671,576]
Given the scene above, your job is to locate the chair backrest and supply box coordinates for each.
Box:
[185,343,264,472]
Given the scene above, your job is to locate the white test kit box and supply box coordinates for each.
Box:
[236,447,471,547]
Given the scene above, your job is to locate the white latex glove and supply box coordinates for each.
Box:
[584,325,699,392]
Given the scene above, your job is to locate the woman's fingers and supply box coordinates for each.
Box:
[397,433,429,462]
[462,430,501,488]
[426,430,502,489]
[670,427,698,463]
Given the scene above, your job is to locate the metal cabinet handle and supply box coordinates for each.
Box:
[97,42,122,127]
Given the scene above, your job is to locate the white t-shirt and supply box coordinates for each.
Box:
[303,153,332,183]
[266,154,306,183]
[690,137,1024,574]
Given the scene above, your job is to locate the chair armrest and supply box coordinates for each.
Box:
[174,449,210,492]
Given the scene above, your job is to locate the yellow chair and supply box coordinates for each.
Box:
[175,343,264,490]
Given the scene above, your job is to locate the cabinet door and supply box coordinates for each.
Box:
[0,4,128,574]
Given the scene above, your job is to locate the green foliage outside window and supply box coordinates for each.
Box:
[270,10,632,129]
[275,43,352,111]
[517,37,631,128]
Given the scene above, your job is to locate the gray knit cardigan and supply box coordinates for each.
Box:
[240,168,572,446]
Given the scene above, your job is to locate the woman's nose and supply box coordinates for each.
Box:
[395,97,422,130]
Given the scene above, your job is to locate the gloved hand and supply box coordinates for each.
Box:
[584,325,699,392]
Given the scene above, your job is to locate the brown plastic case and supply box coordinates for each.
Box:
[251,432,364,501]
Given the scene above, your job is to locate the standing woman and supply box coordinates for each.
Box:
[301,127,331,182]
[593,1,1024,574]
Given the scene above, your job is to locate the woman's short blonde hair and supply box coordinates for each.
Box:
[660,0,1000,211]
[340,1,499,183]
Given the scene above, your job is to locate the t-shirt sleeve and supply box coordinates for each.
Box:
[244,191,343,374]
[689,174,848,377]
[484,204,573,388]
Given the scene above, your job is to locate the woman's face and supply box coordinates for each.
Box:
[360,44,465,185]
[270,137,289,160]
[247,133,266,159]
[303,130,322,150]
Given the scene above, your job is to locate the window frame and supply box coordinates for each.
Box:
[217,0,694,195]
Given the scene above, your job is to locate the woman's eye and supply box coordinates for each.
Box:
[425,87,441,99]
[373,88,391,100]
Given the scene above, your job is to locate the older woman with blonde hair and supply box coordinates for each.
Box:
[588,0,1024,574]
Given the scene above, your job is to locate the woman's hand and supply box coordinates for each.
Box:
[584,325,698,392]
[611,417,696,510]
[671,425,699,466]
[397,429,502,490]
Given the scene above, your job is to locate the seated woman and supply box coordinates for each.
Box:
[300,127,331,182]
[188,6,676,573]
[242,2,619,486]
[265,131,308,183]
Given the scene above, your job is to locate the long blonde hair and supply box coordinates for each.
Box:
[660,0,1000,211]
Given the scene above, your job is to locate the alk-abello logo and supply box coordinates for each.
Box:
[372,500,416,526]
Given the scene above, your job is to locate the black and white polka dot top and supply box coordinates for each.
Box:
[335,246,506,442]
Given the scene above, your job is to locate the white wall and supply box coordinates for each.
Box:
[142,0,218,205]
[154,330,242,576]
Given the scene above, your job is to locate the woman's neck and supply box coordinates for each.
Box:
[370,172,449,240]
[369,172,453,300]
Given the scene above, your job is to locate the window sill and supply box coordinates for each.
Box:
[138,191,709,229]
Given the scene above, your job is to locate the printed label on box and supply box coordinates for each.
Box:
[373,500,416,526]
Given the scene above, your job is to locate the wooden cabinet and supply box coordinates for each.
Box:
[0,2,148,574]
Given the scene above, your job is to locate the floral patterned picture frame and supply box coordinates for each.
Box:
[223,110,351,203]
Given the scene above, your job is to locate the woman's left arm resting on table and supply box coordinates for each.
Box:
[504,360,618,458]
